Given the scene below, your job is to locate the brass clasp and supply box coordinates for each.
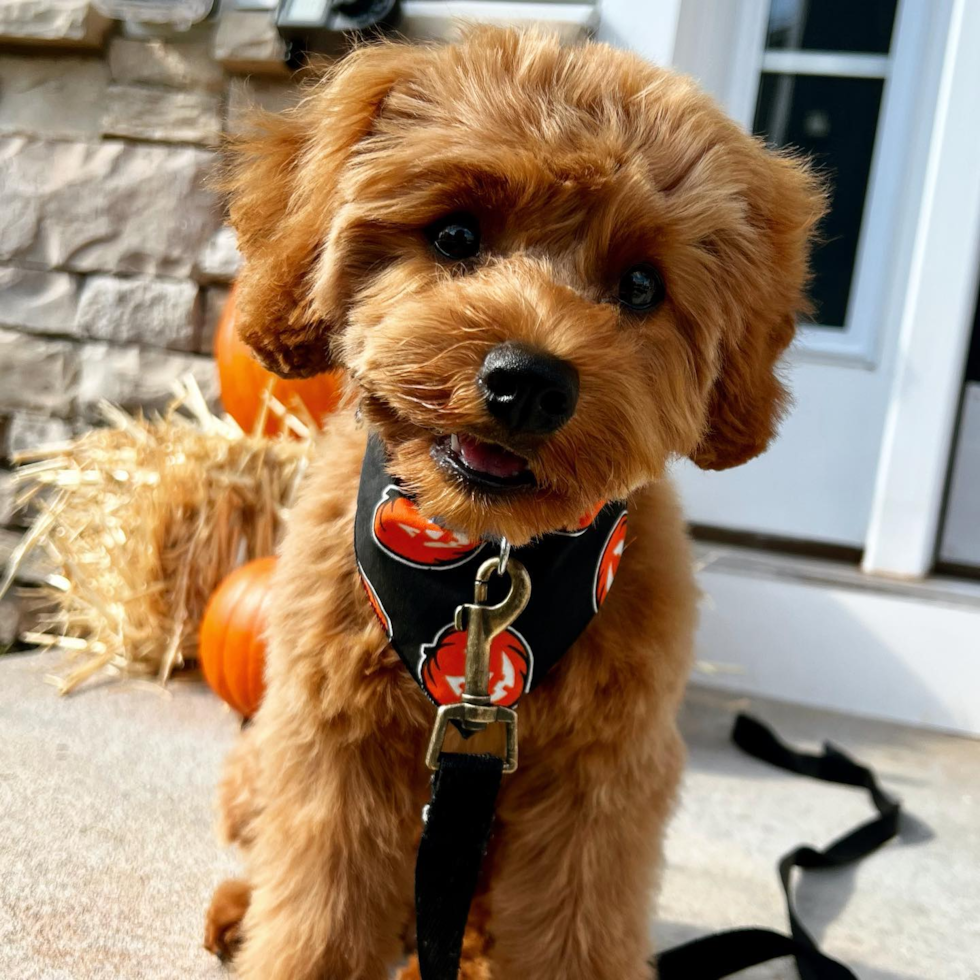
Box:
[425,555,531,774]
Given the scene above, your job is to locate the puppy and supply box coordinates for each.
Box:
[206,27,823,980]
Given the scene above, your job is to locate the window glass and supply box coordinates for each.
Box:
[766,0,898,55]
[754,73,885,327]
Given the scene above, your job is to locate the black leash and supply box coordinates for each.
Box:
[655,713,901,980]
[415,752,504,980]
[415,714,902,980]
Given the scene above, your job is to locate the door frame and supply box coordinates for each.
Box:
[862,0,980,578]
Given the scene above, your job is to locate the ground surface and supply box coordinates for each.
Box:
[2,649,978,980]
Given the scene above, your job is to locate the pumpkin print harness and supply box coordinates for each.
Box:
[353,433,627,710]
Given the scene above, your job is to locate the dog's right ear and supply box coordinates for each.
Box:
[223,44,419,378]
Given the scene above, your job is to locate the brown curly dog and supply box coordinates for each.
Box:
[204,27,823,980]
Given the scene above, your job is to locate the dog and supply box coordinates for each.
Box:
[204,27,823,980]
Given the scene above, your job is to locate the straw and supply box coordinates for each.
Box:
[1,375,314,694]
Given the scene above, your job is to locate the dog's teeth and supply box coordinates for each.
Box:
[450,433,461,454]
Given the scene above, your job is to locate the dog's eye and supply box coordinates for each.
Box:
[427,213,481,261]
[618,264,665,311]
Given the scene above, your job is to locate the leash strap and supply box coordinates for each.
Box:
[415,752,504,980]
[655,713,902,980]
[414,715,901,980]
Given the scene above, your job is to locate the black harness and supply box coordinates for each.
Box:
[354,433,628,711]
[352,436,902,980]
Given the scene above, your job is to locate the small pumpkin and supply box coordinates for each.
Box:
[421,625,529,708]
[214,284,343,436]
[199,556,276,717]
[372,488,481,568]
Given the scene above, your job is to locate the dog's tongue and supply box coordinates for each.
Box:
[454,433,528,479]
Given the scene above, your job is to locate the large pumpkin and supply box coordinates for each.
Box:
[214,285,343,436]
[199,556,276,717]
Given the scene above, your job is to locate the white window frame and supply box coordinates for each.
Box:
[726,0,933,369]
[597,0,683,66]
[400,0,598,39]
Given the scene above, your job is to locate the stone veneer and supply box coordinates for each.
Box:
[0,2,300,644]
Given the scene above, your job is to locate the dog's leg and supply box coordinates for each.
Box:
[488,724,685,980]
[203,724,260,962]
[233,729,427,980]
[215,722,262,848]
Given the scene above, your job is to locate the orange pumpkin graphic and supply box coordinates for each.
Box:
[372,488,482,568]
[421,625,531,707]
[594,511,627,611]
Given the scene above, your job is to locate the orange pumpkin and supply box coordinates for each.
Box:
[372,488,481,568]
[421,625,529,707]
[199,557,276,717]
[214,285,343,436]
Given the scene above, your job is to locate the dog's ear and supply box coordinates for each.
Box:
[690,149,825,470]
[223,43,420,378]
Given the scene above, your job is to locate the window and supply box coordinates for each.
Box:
[753,0,899,329]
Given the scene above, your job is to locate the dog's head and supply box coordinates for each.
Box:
[225,29,824,545]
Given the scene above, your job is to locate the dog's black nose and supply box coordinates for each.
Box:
[479,343,579,434]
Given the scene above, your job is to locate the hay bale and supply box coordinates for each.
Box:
[1,376,314,693]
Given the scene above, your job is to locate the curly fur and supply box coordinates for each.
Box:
[206,27,824,980]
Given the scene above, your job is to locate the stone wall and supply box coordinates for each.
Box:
[0,1,298,644]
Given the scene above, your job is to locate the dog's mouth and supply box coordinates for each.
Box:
[432,433,536,493]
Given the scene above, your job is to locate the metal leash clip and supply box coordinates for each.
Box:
[425,549,531,774]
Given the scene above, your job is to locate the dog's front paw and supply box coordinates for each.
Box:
[395,923,492,980]
[204,878,251,962]
[396,955,491,980]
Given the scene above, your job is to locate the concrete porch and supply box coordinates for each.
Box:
[1,649,977,980]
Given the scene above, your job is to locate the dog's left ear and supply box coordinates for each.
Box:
[690,148,825,470]
[222,43,423,378]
